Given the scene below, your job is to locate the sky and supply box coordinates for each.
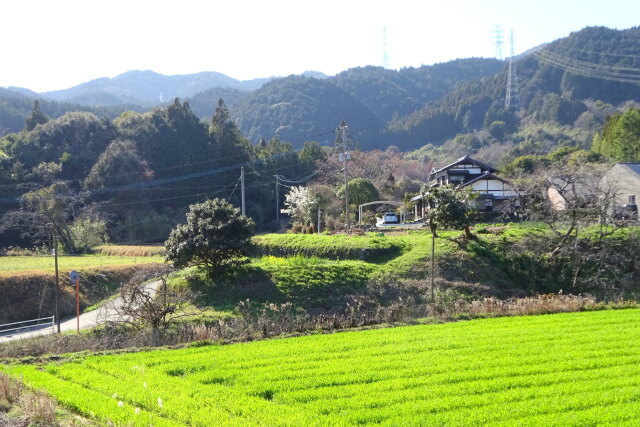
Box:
[1,0,639,93]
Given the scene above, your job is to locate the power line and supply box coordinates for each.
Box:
[561,45,640,60]
[0,151,254,190]
[530,47,640,84]
[0,151,295,205]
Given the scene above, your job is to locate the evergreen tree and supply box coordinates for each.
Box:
[25,100,50,131]
[592,108,640,162]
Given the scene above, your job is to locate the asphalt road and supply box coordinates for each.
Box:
[0,280,161,343]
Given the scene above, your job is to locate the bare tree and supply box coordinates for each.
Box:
[110,273,202,346]
[516,162,639,297]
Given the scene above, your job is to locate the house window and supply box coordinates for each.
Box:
[630,194,637,205]
[485,199,493,212]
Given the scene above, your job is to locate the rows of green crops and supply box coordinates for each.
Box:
[3,309,640,425]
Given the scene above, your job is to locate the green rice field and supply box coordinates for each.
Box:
[3,309,640,426]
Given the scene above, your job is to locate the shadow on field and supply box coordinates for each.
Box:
[182,264,369,313]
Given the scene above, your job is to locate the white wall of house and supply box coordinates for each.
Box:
[469,178,518,197]
[601,164,640,207]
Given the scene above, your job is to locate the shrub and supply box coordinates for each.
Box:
[165,199,255,275]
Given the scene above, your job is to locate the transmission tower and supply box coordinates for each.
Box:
[493,25,504,60]
[382,27,390,69]
[505,29,520,111]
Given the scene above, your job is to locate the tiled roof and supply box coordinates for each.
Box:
[430,155,497,176]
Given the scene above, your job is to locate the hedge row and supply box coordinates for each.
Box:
[250,234,405,261]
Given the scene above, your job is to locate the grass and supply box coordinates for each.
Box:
[0,254,165,276]
[249,228,504,285]
[168,226,549,315]
[3,309,639,426]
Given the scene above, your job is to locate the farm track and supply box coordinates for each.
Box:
[0,280,161,343]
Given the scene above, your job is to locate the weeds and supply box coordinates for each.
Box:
[0,372,58,426]
[20,390,57,426]
[0,372,22,405]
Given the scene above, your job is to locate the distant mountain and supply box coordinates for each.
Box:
[42,70,274,107]
[6,26,638,157]
[0,60,504,144]
[224,59,504,148]
[5,87,39,98]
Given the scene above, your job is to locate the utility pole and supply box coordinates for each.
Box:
[275,175,280,221]
[53,234,60,333]
[240,167,245,216]
[340,123,350,232]
[69,270,80,333]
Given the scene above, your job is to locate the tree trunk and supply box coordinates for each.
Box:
[151,327,161,347]
[464,226,475,240]
[550,221,576,259]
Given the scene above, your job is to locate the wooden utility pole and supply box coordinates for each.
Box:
[275,175,280,221]
[70,271,80,333]
[53,235,60,333]
[241,167,246,216]
[340,123,350,232]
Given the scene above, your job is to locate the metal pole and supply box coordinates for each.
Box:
[342,124,350,232]
[241,167,245,216]
[275,175,279,221]
[75,277,80,333]
[317,209,321,234]
[53,235,60,333]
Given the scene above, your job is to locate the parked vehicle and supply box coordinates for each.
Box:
[383,212,399,224]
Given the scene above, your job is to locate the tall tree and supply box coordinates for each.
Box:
[25,100,50,131]
[592,108,640,162]
[423,185,478,300]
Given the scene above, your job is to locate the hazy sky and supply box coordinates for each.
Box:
[2,0,639,92]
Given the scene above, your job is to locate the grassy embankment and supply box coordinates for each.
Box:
[2,308,639,426]
[172,224,547,309]
[168,222,640,322]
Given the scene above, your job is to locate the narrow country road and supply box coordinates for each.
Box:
[0,280,162,343]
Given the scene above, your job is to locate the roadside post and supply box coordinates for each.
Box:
[70,270,80,333]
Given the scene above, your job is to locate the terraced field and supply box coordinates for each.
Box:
[0,254,164,276]
[3,309,639,425]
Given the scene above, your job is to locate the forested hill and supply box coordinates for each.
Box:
[0,59,503,144]
[224,59,504,147]
[385,26,640,151]
[3,26,639,155]
[0,88,143,137]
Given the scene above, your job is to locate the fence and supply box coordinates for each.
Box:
[0,315,55,337]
